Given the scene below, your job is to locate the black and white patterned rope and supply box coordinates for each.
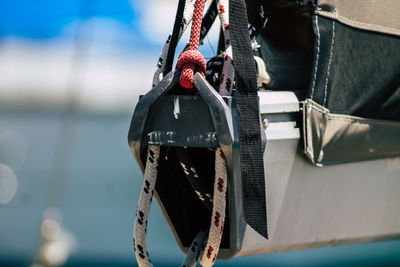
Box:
[133,145,160,267]
[133,146,227,267]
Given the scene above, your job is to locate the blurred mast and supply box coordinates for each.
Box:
[32,1,97,266]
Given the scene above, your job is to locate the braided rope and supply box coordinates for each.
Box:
[177,0,207,89]
[181,230,207,267]
[199,148,228,266]
[217,0,234,96]
[133,146,160,267]
[178,50,207,89]
[133,147,227,267]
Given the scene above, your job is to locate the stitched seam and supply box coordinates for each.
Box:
[306,99,329,114]
[309,101,400,126]
[316,10,400,36]
[337,14,400,35]
[323,20,335,106]
[311,15,320,100]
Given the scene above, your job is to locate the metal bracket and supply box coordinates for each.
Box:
[128,70,234,173]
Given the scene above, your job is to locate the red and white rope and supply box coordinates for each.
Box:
[217,0,234,96]
[199,148,228,266]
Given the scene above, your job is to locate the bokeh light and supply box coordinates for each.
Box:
[0,163,18,204]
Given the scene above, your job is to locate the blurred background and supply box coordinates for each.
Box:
[0,0,400,266]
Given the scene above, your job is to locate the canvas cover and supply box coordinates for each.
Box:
[308,11,400,120]
[260,0,400,164]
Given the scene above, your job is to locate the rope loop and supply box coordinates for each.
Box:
[178,49,206,89]
[177,0,206,89]
[133,147,227,267]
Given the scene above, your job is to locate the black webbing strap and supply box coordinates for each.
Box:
[199,0,218,41]
[165,0,186,75]
[230,0,268,238]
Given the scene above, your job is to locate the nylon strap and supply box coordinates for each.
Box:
[199,0,218,42]
[229,0,268,238]
[153,0,194,88]
[164,0,187,75]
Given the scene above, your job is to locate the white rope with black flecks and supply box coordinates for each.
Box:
[133,145,159,267]
[133,146,227,267]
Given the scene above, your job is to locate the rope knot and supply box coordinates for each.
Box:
[177,49,206,89]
